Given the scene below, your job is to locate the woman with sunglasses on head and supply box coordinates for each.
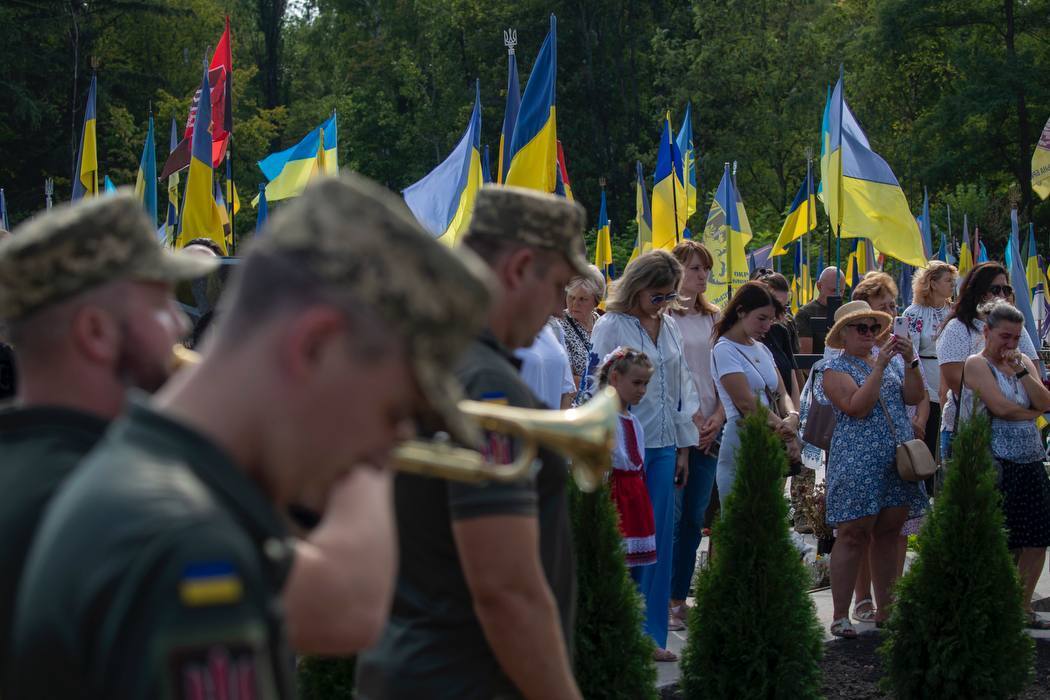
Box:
[936,262,1039,461]
[590,250,700,663]
[711,282,799,502]
[959,300,1050,628]
[821,301,927,638]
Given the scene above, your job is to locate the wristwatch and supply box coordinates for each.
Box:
[909,358,920,369]
[1015,368,1030,379]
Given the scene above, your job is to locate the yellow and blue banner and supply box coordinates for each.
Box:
[165,118,180,245]
[498,38,521,185]
[1033,113,1050,200]
[482,144,492,184]
[72,74,98,201]
[134,112,158,226]
[652,112,686,251]
[821,71,925,267]
[676,102,697,220]
[630,160,653,263]
[177,65,226,253]
[1006,209,1040,349]
[845,238,877,288]
[772,165,817,255]
[703,163,751,307]
[403,83,483,247]
[255,183,268,232]
[505,15,557,192]
[254,113,338,205]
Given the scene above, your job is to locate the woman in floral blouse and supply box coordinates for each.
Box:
[558,265,605,403]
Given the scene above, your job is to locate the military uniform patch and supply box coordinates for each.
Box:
[179,562,244,607]
[169,642,262,700]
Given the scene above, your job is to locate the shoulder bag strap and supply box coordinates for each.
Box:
[563,311,591,349]
[877,394,901,447]
[952,360,967,435]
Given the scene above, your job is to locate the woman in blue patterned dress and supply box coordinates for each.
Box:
[821,300,928,638]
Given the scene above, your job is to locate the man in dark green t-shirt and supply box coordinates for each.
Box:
[357,186,590,700]
[11,174,491,699]
[0,193,216,692]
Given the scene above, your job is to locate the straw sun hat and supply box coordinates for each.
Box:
[824,300,893,349]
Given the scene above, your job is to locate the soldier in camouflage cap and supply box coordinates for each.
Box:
[0,192,214,695]
[12,172,493,699]
[359,184,588,700]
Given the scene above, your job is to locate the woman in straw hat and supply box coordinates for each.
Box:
[820,300,927,638]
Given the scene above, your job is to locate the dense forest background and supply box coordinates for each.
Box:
[2,0,1048,269]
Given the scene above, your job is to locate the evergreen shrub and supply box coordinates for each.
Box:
[880,413,1032,698]
[570,478,657,699]
[680,411,823,699]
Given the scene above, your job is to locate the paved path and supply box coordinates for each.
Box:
[654,537,1050,690]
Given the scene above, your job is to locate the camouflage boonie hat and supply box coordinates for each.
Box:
[0,191,218,321]
[252,172,493,446]
[464,185,589,275]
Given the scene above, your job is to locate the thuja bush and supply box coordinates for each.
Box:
[569,478,657,699]
[297,655,356,699]
[680,411,823,699]
[880,413,1032,698]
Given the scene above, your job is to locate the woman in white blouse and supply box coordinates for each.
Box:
[902,261,957,464]
[590,250,700,662]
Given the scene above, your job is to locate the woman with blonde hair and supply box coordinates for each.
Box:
[667,240,722,630]
[591,250,700,661]
[902,261,957,462]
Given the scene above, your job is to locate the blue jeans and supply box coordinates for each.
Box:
[940,429,953,462]
[670,447,718,600]
[630,446,677,649]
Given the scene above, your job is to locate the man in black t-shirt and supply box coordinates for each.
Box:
[357,186,590,700]
[796,266,845,354]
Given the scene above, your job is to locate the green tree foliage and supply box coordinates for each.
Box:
[569,479,657,699]
[880,413,1032,698]
[680,410,823,700]
[2,0,1049,256]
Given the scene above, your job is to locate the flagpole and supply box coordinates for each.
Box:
[226,15,234,256]
[946,203,953,261]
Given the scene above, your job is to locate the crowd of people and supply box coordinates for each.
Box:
[0,176,1049,698]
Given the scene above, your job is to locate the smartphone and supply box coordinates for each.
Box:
[893,316,908,338]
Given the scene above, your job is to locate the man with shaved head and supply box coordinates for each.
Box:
[796,266,845,354]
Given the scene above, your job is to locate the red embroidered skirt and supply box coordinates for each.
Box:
[609,469,657,567]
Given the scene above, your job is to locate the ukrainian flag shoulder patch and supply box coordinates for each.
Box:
[179,561,243,607]
[479,391,509,405]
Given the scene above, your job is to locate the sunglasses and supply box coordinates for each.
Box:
[848,322,883,336]
[649,291,679,305]
[988,284,1013,297]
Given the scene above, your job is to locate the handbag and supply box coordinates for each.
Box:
[878,394,937,482]
[801,369,836,451]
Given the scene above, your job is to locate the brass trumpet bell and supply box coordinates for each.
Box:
[393,387,619,492]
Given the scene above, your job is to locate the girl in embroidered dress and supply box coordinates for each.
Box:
[600,347,657,569]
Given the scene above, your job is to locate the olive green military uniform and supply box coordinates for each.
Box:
[357,186,589,700]
[9,175,491,699]
[12,398,294,699]
[0,407,108,682]
[0,193,216,695]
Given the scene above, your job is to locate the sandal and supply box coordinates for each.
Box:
[668,603,688,631]
[653,648,678,662]
[852,598,876,624]
[1027,612,1050,630]
[830,617,857,639]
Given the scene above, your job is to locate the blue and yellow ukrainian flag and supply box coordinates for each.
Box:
[498,41,521,185]
[504,15,557,192]
[1032,114,1050,200]
[772,166,817,256]
[553,141,574,201]
[177,65,226,253]
[651,112,686,251]
[936,231,948,263]
[918,187,933,259]
[630,161,654,263]
[403,83,483,247]
[482,144,492,184]
[821,72,925,267]
[134,112,157,226]
[1026,223,1043,302]
[1006,209,1040,349]
[165,118,180,245]
[71,74,98,201]
[676,102,697,220]
[702,164,750,307]
[254,113,338,205]
[845,238,877,288]
[595,189,612,284]
[255,183,268,232]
